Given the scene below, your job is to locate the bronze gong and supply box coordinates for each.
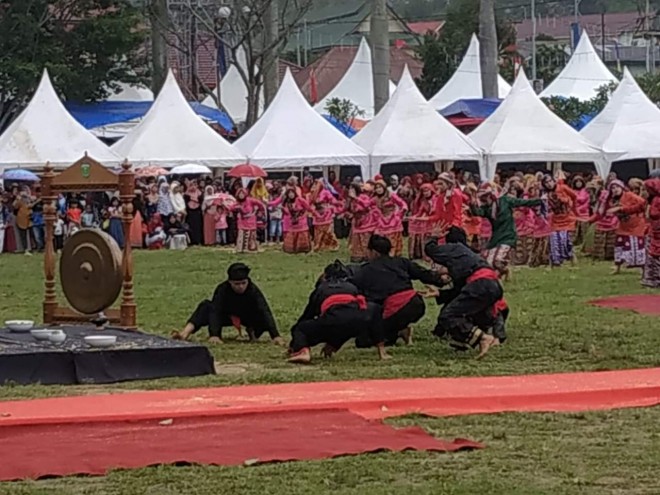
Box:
[60,229,123,315]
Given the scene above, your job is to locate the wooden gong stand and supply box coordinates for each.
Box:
[41,155,137,329]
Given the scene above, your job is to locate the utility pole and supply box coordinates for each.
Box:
[370,0,390,114]
[479,0,498,98]
[263,0,280,107]
[645,0,652,72]
[150,0,169,96]
[531,0,537,81]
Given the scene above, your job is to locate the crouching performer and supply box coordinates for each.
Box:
[173,262,284,345]
[288,261,389,364]
[424,231,508,359]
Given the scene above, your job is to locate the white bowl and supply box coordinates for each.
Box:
[84,335,117,348]
[48,330,67,344]
[5,320,34,332]
[31,329,55,341]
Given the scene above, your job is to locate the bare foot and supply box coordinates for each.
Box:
[476,334,499,360]
[288,348,311,364]
[171,330,183,340]
[399,326,414,345]
[208,336,224,344]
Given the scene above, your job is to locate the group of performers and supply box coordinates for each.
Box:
[174,229,507,363]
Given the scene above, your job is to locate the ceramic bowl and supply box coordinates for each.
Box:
[48,330,67,344]
[31,329,55,341]
[5,320,34,332]
[84,335,117,348]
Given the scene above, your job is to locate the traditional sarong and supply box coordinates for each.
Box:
[483,245,512,273]
[614,235,646,267]
[386,232,404,257]
[642,252,660,288]
[349,231,371,262]
[283,231,311,254]
[236,229,258,253]
[549,231,573,266]
[512,236,532,266]
[408,233,427,260]
[313,224,339,252]
[574,220,589,246]
[529,237,549,267]
[593,229,616,261]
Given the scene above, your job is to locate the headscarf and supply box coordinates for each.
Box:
[170,181,186,213]
[228,262,250,281]
[251,178,269,202]
[437,172,455,187]
[157,182,174,215]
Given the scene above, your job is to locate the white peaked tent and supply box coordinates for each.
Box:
[202,47,264,123]
[112,70,244,168]
[313,38,396,120]
[0,70,120,169]
[581,67,660,169]
[106,82,154,102]
[541,32,618,100]
[429,34,511,111]
[470,71,606,180]
[353,66,483,177]
[235,69,369,177]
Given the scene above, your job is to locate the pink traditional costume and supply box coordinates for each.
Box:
[408,183,435,260]
[346,184,375,263]
[572,176,591,246]
[231,189,265,253]
[271,190,313,254]
[309,180,340,252]
[373,180,408,256]
[590,189,619,261]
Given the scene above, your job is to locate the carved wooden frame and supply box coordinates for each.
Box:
[40,155,137,329]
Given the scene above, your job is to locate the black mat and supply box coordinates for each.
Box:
[0,326,215,385]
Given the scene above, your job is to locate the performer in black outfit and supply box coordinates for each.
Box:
[173,262,284,345]
[351,235,444,346]
[424,229,507,359]
[288,261,389,364]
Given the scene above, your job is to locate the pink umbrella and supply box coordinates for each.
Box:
[227,163,266,179]
[136,166,169,177]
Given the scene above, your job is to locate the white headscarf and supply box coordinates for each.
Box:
[170,181,186,213]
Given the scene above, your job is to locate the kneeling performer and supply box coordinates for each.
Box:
[424,234,507,359]
[289,261,389,364]
[174,262,284,345]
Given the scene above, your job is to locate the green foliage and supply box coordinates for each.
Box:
[0,0,148,128]
[414,0,517,98]
[542,81,618,127]
[324,98,365,125]
[536,44,569,85]
[635,71,660,103]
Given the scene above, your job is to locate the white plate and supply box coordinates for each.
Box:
[84,335,117,348]
[5,320,34,332]
[31,329,55,341]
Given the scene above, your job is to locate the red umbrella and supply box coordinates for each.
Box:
[135,165,169,177]
[227,163,267,178]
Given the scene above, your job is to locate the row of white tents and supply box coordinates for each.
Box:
[0,31,658,180]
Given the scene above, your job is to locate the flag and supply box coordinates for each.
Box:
[310,68,319,105]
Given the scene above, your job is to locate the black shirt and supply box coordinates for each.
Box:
[424,241,491,289]
[297,279,362,324]
[208,279,278,338]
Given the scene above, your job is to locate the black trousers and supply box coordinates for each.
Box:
[434,279,504,348]
[290,303,371,352]
[187,300,272,339]
[355,296,425,348]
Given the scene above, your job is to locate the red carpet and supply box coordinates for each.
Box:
[0,409,482,481]
[589,294,660,315]
[1,369,659,426]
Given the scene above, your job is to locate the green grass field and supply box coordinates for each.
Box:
[0,246,659,494]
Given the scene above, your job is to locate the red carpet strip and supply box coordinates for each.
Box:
[589,294,660,316]
[0,409,482,481]
[1,369,659,425]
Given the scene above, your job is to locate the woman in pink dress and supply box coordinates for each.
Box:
[345,183,375,262]
[408,183,435,260]
[202,185,218,246]
[231,188,265,253]
[590,187,619,261]
[309,179,339,252]
[373,179,407,256]
[528,181,551,267]
[270,188,313,254]
[572,176,591,246]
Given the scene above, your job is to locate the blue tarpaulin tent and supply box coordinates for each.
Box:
[64,101,234,134]
[323,115,357,138]
[440,98,502,119]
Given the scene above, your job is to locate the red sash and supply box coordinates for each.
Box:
[320,294,367,315]
[230,316,241,330]
[466,268,508,316]
[383,289,418,320]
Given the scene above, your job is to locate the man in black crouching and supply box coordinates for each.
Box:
[289,260,389,364]
[173,262,284,346]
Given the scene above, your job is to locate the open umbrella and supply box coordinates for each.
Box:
[169,164,212,175]
[227,163,266,178]
[2,169,40,182]
[135,165,168,177]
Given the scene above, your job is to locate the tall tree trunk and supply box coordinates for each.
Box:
[370,0,390,114]
[263,0,280,108]
[150,0,169,96]
[479,0,498,98]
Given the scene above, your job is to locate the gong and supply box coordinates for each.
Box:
[60,229,123,315]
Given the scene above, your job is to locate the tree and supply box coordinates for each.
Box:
[163,0,314,128]
[415,0,517,99]
[324,98,365,126]
[0,0,147,130]
[479,0,498,98]
[536,44,569,87]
